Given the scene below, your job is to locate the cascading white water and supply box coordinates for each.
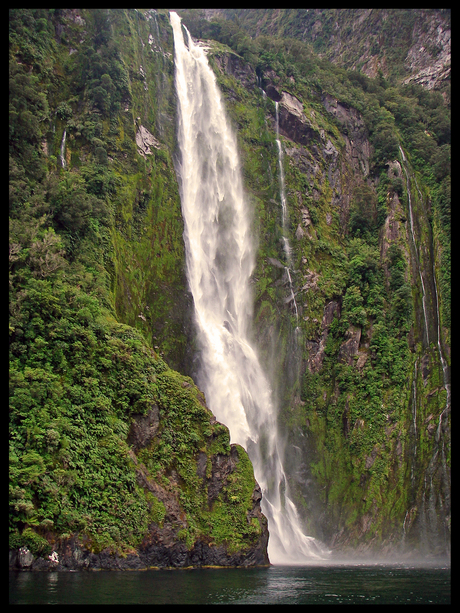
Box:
[399,146,450,420]
[275,103,289,248]
[170,11,328,564]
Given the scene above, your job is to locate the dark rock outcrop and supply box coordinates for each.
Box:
[322,93,371,178]
[10,411,270,572]
[127,405,160,451]
[271,90,319,146]
[306,300,340,373]
[338,326,362,365]
[9,529,269,571]
[212,51,257,91]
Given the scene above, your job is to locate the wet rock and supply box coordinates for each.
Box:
[322,93,371,177]
[322,300,340,327]
[18,546,34,568]
[338,326,362,365]
[306,301,340,373]
[267,257,285,269]
[365,446,379,469]
[277,91,319,146]
[265,83,281,101]
[213,52,257,90]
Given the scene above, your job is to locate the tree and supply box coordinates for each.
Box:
[349,184,378,236]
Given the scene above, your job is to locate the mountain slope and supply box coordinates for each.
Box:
[179,7,450,558]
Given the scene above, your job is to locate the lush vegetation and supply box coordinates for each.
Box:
[9,8,264,562]
[181,8,450,550]
[10,8,450,558]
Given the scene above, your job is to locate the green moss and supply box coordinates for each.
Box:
[145,491,166,527]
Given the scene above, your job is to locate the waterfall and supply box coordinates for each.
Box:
[399,146,429,346]
[412,171,450,414]
[432,262,451,422]
[275,103,289,246]
[59,128,67,169]
[410,360,418,488]
[399,147,450,424]
[170,11,328,564]
[275,101,299,326]
[399,146,450,555]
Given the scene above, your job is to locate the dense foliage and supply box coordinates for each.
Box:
[9,8,263,561]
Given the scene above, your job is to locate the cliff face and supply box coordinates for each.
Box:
[9,8,450,566]
[204,9,451,96]
[195,12,450,558]
[9,8,268,570]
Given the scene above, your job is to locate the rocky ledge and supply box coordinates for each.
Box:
[9,521,269,571]
[10,389,270,571]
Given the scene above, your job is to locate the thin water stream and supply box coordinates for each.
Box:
[398,146,450,553]
[275,101,299,325]
[59,128,67,169]
[399,146,429,346]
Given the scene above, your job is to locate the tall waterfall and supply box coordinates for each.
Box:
[170,11,327,564]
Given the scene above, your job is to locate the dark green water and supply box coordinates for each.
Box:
[9,563,450,604]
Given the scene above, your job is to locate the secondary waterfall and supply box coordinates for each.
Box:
[399,146,450,553]
[275,101,299,325]
[59,128,67,169]
[399,146,429,346]
[399,146,450,422]
[170,11,327,564]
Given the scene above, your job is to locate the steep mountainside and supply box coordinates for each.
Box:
[9,8,450,567]
[201,9,451,94]
[9,8,268,570]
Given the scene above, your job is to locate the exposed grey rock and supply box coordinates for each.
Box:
[403,15,451,90]
[322,93,371,177]
[305,300,341,373]
[212,52,257,90]
[267,257,285,269]
[18,546,34,568]
[277,91,319,146]
[136,124,160,157]
[338,326,362,365]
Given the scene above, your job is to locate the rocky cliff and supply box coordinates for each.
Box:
[191,11,450,558]
[202,9,451,96]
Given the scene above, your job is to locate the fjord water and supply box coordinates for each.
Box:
[170,11,327,564]
[9,564,451,604]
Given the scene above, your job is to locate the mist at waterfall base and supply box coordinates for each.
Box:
[170,11,329,565]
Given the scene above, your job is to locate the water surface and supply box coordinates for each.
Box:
[10,563,450,604]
